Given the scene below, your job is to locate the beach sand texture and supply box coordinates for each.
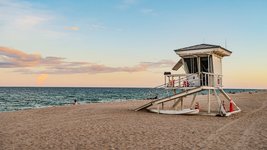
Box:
[0,91,266,150]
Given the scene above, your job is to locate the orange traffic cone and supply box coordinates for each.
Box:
[229,99,234,112]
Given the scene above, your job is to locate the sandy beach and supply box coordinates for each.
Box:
[0,91,266,150]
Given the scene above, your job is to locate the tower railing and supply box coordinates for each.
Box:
[164,72,222,89]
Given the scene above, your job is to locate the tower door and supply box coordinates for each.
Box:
[200,56,213,86]
[200,56,213,73]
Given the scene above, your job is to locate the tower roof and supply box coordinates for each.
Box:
[174,44,232,57]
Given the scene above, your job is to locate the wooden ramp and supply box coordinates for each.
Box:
[134,87,203,111]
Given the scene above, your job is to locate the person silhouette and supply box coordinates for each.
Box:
[73,99,78,105]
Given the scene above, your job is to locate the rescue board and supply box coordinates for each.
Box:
[149,108,199,115]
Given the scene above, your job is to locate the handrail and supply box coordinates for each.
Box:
[166,73,195,77]
[164,72,223,88]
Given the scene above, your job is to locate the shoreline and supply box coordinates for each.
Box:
[0,89,262,113]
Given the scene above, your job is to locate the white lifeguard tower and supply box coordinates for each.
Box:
[135,44,241,117]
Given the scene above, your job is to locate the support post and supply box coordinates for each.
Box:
[172,76,174,87]
[181,97,183,110]
[213,89,221,112]
[164,75,166,87]
[213,89,226,115]
[208,89,211,113]
[172,98,181,109]
[190,93,197,109]
[173,89,177,107]
[198,57,201,76]
[179,76,181,87]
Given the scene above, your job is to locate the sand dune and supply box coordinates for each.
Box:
[0,91,266,150]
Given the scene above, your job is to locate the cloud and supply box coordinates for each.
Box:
[123,0,136,5]
[0,0,52,29]
[140,8,158,16]
[0,46,175,74]
[64,26,80,31]
[0,0,67,40]
[88,24,106,31]
[118,0,138,9]
[16,15,50,29]
[0,46,42,67]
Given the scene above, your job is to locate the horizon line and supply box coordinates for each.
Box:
[0,86,265,90]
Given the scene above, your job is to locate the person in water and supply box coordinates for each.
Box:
[73,99,78,105]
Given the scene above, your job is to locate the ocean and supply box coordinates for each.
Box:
[0,87,258,112]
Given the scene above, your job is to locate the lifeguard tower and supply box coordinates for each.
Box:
[135,44,241,116]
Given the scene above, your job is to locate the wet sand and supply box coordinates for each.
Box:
[0,91,266,150]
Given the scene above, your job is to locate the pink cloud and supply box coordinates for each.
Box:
[0,46,175,74]
[0,46,41,67]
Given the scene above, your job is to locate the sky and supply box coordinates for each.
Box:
[0,0,267,88]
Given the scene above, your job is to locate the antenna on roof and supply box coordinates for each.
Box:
[224,38,227,48]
